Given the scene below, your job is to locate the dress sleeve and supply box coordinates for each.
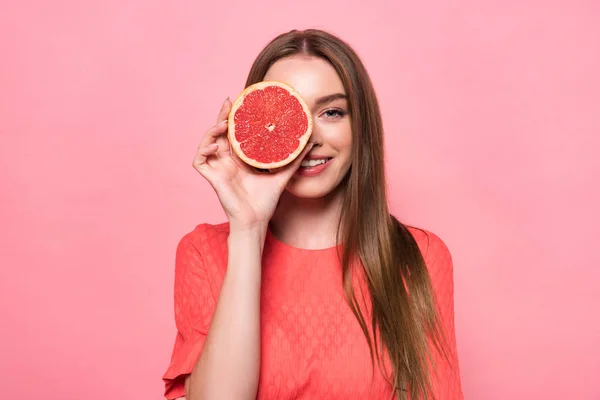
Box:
[425,233,464,400]
[162,236,217,399]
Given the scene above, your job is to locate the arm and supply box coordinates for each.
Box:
[425,233,464,399]
[182,97,312,399]
[185,226,265,400]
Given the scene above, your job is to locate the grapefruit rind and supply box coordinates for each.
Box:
[228,81,313,170]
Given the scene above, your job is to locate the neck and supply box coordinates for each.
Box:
[270,184,346,250]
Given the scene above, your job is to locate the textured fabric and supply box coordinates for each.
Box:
[162,222,463,399]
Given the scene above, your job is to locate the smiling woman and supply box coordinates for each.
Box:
[162,29,464,400]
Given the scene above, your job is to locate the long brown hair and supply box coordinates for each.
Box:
[245,29,448,399]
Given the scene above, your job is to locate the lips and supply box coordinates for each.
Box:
[296,157,333,177]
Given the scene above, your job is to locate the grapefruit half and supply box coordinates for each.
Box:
[228,81,313,169]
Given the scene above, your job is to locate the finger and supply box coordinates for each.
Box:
[215,99,233,154]
[193,143,218,170]
[199,120,228,149]
[198,98,231,150]
[216,97,232,124]
[192,159,218,190]
[198,143,218,157]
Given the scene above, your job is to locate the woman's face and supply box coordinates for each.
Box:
[263,55,353,199]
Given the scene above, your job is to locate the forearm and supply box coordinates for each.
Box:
[186,225,266,400]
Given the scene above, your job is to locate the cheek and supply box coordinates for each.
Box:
[323,122,353,154]
[337,124,353,161]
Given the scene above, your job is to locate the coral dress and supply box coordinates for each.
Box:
[163,223,463,399]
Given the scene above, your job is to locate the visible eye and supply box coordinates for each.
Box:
[322,109,346,119]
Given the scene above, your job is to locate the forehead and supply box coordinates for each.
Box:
[263,55,345,103]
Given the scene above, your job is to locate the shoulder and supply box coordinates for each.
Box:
[406,226,454,277]
[174,222,230,279]
[406,226,456,314]
[173,222,229,302]
[406,226,451,259]
[177,222,230,254]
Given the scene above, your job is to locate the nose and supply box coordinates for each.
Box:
[308,118,322,146]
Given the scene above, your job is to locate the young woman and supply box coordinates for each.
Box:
[163,29,463,400]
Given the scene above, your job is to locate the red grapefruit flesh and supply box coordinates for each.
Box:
[228,81,313,169]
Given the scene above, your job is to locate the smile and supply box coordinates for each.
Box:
[300,158,329,167]
[295,157,333,177]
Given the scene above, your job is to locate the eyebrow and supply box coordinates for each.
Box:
[314,93,347,106]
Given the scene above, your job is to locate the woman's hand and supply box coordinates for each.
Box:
[193,98,312,231]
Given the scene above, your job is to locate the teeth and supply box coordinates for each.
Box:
[301,158,328,167]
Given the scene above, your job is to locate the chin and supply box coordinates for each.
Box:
[284,178,345,199]
[285,187,331,199]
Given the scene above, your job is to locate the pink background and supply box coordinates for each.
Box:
[1,1,598,399]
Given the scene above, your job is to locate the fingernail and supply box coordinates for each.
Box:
[219,119,228,125]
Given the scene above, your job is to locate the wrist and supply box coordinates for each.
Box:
[229,220,269,236]
[228,222,268,254]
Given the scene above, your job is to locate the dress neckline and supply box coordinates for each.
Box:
[265,224,342,254]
